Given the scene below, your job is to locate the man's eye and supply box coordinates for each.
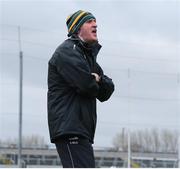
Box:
[87,20,92,23]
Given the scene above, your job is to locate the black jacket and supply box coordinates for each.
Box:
[47,36,114,143]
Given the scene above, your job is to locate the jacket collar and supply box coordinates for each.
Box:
[69,35,102,58]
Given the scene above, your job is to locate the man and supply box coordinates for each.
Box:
[47,10,114,168]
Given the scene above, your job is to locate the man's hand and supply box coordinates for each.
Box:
[91,73,101,82]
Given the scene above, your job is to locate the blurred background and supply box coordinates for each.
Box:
[0,0,180,167]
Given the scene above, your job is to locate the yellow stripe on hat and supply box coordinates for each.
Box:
[66,15,72,22]
[68,11,86,32]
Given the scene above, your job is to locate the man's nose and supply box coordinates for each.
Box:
[92,20,97,28]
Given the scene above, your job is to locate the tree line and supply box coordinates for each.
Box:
[113,128,178,153]
[0,135,48,148]
[0,129,178,153]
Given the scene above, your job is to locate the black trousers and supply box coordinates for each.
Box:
[55,136,95,168]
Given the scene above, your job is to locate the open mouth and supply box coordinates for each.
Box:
[92,29,97,34]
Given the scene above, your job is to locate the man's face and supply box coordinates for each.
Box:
[78,19,98,43]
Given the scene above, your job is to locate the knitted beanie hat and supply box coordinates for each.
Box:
[66,10,96,37]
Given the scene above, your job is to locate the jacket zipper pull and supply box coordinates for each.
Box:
[73,44,76,50]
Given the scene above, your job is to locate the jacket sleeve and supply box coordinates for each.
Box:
[52,49,99,98]
[95,63,115,102]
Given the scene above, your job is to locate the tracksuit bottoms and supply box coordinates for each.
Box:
[55,136,95,168]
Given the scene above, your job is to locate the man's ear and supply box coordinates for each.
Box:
[77,28,81,36]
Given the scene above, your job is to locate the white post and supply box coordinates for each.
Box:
[127,68,131,168]
[18,26,23,168]
[127,128,131,168]
[178,73,180,168]
[178,133,180,168]
[177,0,180,166]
